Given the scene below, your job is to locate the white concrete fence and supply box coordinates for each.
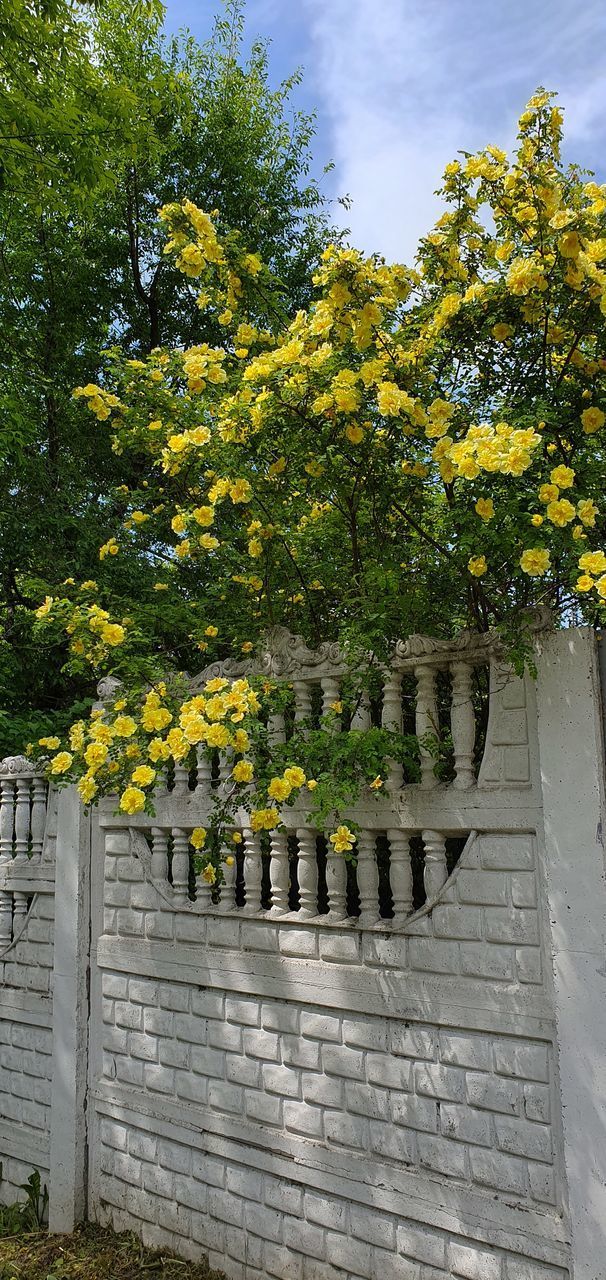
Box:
[1,625,606,1280]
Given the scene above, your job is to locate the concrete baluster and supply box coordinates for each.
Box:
[242,828,263,914]
[296,827,318,917]
[388,828,413,926]
[415,663,440,789]
[0,776,14,945]
[326,848,348,921]
[382,670,403,789]
[171,828,190,903]
[293,680,313,736]
[321,677,341,729]
[30,777,47,861]
[356,830,379,927]
[423,828,448,898]
[451,660,476,789]
[218,849,237,911]
[268,829,290,915]
[150,827,169,884]
[195,747,213,804]
[14,777,31,864]
[351,692,371,730]
[172,763,190,797]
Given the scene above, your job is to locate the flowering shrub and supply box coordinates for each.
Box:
[30,91,606,861]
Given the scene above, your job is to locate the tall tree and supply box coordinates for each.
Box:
[0,0,340,753]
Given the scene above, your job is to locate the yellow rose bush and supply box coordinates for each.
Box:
[29,90,606,860]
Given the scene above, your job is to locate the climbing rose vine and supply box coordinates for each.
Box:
[30,91,606,870]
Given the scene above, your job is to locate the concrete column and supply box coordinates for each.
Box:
[48,786,91,1232]
[535,627,606,1278]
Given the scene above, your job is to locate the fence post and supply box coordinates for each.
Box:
[535,627,606,1278]
[48,785,91,1232]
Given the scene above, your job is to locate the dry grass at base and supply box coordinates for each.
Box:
[0,1222,225,1280]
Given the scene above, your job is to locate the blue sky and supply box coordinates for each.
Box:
[163,0,606,263]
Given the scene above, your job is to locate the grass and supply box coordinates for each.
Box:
[0,1221,224,1280]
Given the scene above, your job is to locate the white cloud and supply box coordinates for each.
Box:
[302,0,606,262]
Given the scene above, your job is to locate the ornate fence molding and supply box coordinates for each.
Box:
[0,756,53,953]
[107,623,540,932]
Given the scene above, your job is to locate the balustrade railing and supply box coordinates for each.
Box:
[115,621,538,928]
[136,823,470,927]
[0,756,51,950]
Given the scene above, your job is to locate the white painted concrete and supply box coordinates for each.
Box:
[536,628,606,1280]
[48,786,91,1232]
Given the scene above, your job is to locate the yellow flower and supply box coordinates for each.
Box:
[267,777,292,803]
[225,855,235,867]
[283,766,306,788]
[38,736,60,750]
[329,700,343,714]
[577,499,598,528]
[119,786,146,815]
[492,323,514,341]
[229,479,252,504]
[202,864,216,885]
[190,827,207,849]
[49,751,73,774]
[576,575,595,593]
[550,465,574,489]
[546,498,575,527]
[539,484,559,503]
[369,776,383,790]
[475,498,494,522]
[101,623,126,647]
[141,705,172,732]
[307,779,318,791]
[205,625,218,638]
[84,742,108,769]
[171,514,187,534]
[329,825,355,854]
[596,575,606,600]
[148,738,170,762]
[579,551,606,575]
[77,775,98,803]
[345,424,365,444]
[131,765,156,787]
[232,760,254,783]
[193,506,214,527]
[241,641,253,653]
[99,539,119,560]
[520,548,551,576]
[232,832,243,843]
[468,556,487,577]
[531,514,544,527]
[36,595,54,618]
[248,538,263,558]
[250,807,280,831]
[581,406,605,434]
[112,716,137,737]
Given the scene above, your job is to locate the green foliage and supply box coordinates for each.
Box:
[0,0,340,757]
[0,1167,48,1236]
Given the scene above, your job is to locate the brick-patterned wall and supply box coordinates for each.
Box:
[0,891,55,1199]
[89,825,570,1279]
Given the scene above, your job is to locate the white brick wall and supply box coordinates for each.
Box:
[0,891,55,1203]
[85,817,572,1280]
[95,1121,568,1280]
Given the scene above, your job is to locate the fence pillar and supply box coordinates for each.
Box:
[48,786,91,1232]
[535,627,606,1278]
